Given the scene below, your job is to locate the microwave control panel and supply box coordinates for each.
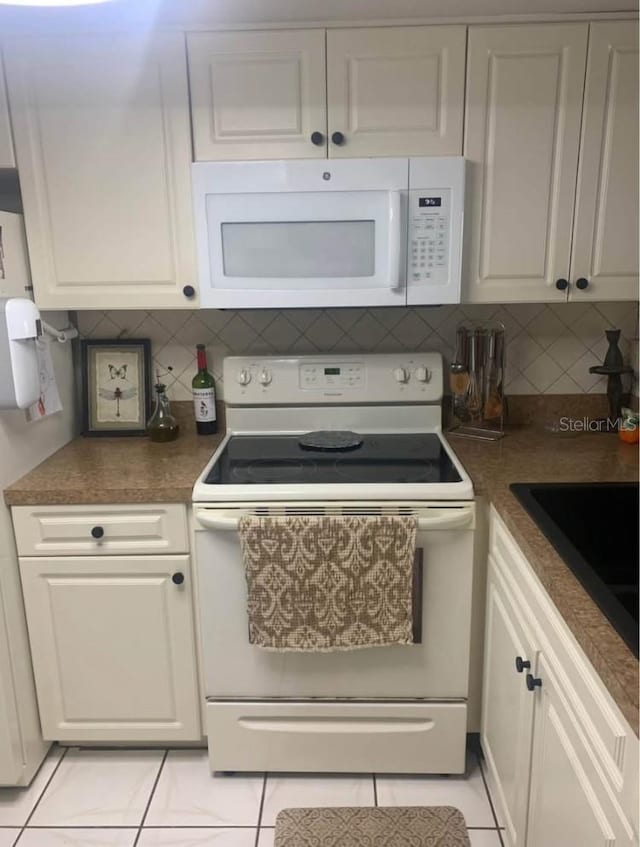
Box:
[408,188,451,286]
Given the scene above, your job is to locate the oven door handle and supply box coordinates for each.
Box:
[195,508,473,532]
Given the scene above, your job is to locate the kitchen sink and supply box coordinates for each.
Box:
[510,483,639,656]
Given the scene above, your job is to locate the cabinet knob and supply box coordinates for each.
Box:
[555,278,569,291]
[526,673,542,692]
[331,131,345,146]
[515,656,531,673]
[172,572,185,586]
[90,526,104,539]
[310,131,325,146]
[183,285,196,299]
[576,277,589,290]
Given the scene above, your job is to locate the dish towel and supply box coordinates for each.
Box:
[237,514,418,651]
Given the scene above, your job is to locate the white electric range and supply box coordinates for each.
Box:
[192,353,475,775]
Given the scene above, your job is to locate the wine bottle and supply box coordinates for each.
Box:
[192,345,217,435]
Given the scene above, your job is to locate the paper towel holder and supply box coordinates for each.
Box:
[41,319,79,344]
[0,297,78,410]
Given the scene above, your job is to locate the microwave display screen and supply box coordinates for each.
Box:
[419,197,442,207]
[324,368,340,375]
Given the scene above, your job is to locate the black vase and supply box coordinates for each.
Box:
[603,329,624,369]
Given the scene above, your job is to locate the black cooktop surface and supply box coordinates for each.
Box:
[204,433,462,486]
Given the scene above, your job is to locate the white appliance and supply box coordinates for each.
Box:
[193,353,475,775]
[192,157,465,309]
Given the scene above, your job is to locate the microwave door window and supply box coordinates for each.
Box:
[220,221,375,282]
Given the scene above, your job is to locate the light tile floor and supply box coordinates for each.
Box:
[0,746,504,847]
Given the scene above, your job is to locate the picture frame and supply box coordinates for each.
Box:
[80,339,152,437]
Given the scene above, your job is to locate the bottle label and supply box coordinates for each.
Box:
[193,388,216,422]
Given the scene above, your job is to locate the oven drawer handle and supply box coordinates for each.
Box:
[195,509,473,531]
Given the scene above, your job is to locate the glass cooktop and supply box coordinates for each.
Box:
[204,434,462,486]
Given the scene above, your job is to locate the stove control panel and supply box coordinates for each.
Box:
[300,362,364,390]
[224,353,443,405]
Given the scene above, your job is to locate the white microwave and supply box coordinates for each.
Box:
[192,157,465,309]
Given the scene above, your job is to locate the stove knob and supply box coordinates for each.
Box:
[237,369,251,386]
[259,369,272,386]
[414,366,431,383]
[393,367,409,384]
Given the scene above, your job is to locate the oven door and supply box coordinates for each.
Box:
[193,159,408,309]
[193,502,475,700]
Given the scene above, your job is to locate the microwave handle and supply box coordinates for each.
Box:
[387,191,403,291]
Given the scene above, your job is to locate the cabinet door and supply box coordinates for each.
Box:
[0,624,21,785]
[0,54,15,168]
[4,34,197,310]
[527,654,635,847]
[327,26,465,158]
[570,22,639,301]
[188,30,327,161]
[481,556,537,847]
[19,555,200,743]
[464,24,588,303]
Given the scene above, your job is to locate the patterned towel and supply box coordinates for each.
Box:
[237,514,417,651]
[275,806,471,846]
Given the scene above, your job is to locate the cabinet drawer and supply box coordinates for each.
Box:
[12,504,189,556]
[206,700,467,774]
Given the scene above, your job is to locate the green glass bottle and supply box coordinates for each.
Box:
[147,382,179,443]
[192,344,217,435]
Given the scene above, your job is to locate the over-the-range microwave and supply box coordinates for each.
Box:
[192,157,465,309]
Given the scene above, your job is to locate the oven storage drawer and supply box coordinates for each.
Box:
[12,504,189,556]
[206,700,467,774]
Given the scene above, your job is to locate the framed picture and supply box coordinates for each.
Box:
[81,339,152,436]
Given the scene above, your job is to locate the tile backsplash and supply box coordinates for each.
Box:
[78,302,639,402]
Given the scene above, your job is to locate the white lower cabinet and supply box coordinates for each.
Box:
[527,654,634,847]
[19,553,201,743]
[482,558,537,847]
[482,508,638,847]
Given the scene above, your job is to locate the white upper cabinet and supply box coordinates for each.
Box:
[464,24,589,303]
[0,55,15,168]
[189,26,465,161]
[4,33,198,310]
[570,22,639,301]
[188,29,327,161]
[326,26,465,157]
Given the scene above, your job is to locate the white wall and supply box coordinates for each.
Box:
[0,312,75,784]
